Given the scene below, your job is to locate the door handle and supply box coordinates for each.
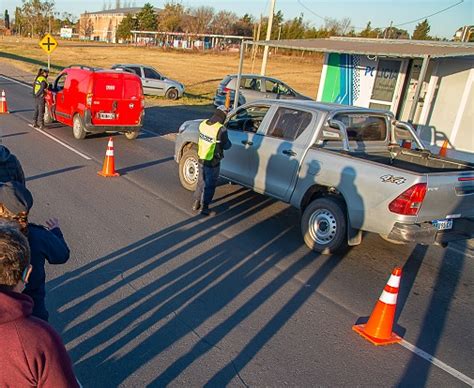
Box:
[241,140,254,146]
[282,149,296,156]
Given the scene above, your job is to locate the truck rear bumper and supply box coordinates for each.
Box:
[387,218,474,245]
[84,110,143,134]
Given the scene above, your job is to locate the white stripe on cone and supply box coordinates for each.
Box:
[387,274,401,288]
[106,150,114,156]
[108,140,114,147]
[379,290,398,305]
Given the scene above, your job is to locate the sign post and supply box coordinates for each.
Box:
[39,33,58,71]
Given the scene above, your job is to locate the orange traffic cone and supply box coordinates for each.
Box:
[98,137,120,177]
[225,90,231,110]
[439,139,449,157]
[0,90,9,114]
[352,267,402,346]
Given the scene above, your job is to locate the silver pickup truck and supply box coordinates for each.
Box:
[175,100,474,254]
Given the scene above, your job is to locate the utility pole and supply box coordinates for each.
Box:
[260,0,276,76]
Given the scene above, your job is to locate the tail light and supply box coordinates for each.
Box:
[389,183,427,216]
[223,87,231,93]
[86,93,93,107]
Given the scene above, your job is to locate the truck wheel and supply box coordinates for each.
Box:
[72,114,87,140]
[179,147,199,191]
[44,106,53,124]
[165,88,179,100]
[301,197,347,254]
[124,130,140,140]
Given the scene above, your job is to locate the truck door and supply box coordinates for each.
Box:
[253,107,315,200]
[221,104,272,186]
[143,67,165,96]
[52,72,70,124]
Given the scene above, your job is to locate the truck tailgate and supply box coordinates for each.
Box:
[418,172,474,222]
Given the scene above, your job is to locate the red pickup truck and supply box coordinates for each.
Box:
[45,66,144,140]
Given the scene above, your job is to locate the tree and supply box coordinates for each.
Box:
[4,10,10,29]
[158,1,184,32]
[137,3,157,31]
[412,19,431,40]
[232,13,254,36]
[210,10,238,35]
[80,15,94,38]
[183,6,214,33]
[116,13,137,40]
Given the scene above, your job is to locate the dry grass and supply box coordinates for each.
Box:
[0,36,323,106]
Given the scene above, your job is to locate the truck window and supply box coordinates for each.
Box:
[266,108,312,140]
[332,114,387,141]
[225,105,270,133]
[54,73,67,91]
[240,77,260,91]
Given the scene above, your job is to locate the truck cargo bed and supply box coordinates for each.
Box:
[348,148,473,174]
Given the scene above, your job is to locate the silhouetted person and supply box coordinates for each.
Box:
[0,181,70,321]
[0,143,25,185]
[0,223,79,387]
[193,105,232,216]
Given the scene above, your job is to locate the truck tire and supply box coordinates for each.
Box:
[301,197,347,254]
[124,130,140,140]
[179,147,199,191]
[44,106,53,124]
[165,88,179,100]
[72,114,87,140]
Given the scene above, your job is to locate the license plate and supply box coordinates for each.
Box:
[98,112,115,120]
[432,219,453,231]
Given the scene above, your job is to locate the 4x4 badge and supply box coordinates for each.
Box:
[380,174,406,185]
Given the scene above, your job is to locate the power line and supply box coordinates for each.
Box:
[296,0,465,32]
[393,0,464,27]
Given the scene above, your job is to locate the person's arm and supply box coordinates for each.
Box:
[36,325,80,387]
[37,221,70,264]
[219,128,232,150]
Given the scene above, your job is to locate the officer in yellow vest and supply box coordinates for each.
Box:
[32,67,49,129]
[193,105,232,216]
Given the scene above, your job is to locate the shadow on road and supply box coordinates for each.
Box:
[46,184,350,386]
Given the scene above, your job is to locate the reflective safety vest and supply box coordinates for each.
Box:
[34,76,48,96]
[198,121,223,161]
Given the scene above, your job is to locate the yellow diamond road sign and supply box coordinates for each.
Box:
[39,34,58,54]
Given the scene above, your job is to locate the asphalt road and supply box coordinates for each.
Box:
[0,74,473,387]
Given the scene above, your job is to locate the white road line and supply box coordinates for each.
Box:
[28,124,92,160]
[0,74,31,88]
[400,340,474,386]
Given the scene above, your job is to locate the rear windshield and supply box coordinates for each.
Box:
[321,114,387,142]
[93,74,141,99]
[123,77,142,99]
[220,76,232,87]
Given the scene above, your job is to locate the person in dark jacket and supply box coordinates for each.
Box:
[33,67,49,129]
[0,143,26,185]
[0,223,79,387]
[193,105,232,216]
[0,181,70,321]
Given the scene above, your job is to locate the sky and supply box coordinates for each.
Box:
[1,0,473,38]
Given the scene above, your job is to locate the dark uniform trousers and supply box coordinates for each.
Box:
[33,97,46,127]
[193,163,220,206]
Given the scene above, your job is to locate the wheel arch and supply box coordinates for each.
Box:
[178,141,197,162]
